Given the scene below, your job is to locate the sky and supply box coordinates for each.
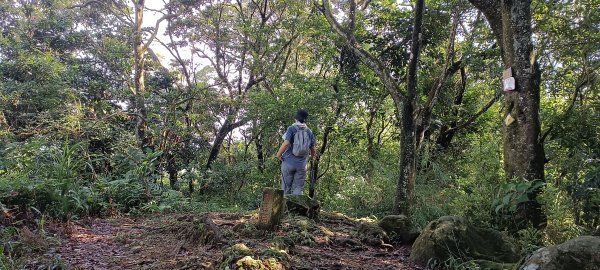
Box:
[144,1,202,69]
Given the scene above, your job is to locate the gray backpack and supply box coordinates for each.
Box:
[292,126,311,156]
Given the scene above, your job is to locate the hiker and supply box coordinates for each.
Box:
[275,109,316,195]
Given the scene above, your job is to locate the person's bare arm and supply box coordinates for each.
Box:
[310,146,316,160]
[276,140,290,161]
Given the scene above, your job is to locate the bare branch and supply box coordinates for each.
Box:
[142,12,181,52]
[446,91,502,134]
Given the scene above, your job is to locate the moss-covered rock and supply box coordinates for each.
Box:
[357,222,389,246]
[378,215,419,243]
[279,215,318,247]
[378,215,409,233]
[518,236,600,270]
[221,243,254,268]
[282,215,315,231]
[409,216,520,265]
[284,195,320,219]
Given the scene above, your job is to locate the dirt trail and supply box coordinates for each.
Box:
[40,212,420,270]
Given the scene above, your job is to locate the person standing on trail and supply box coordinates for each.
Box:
[275,109,316,195]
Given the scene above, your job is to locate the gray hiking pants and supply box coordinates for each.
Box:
[281,161,306,195]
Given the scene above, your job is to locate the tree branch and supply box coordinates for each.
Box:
[317,0,405,109]
[467,0,503,44]
[142,12,181,52]
[445,91,502,134]
[416,12,461,147]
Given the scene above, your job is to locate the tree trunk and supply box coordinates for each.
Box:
[255,133,265,173]
[366,109,377,180]
[469,0,545,227]
[313,82,342,183]
[319,0,422,215]
[393,0,424,215]
[206,115,246,169]
[499,0,544,182]
[499,0,545,227]
[133,0,148,151]
[206,119,232,169]
[166,153,178,189]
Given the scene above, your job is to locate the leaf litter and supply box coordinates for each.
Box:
[29,212,422,269]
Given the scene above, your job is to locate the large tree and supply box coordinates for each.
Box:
[318,0,425,214]
[468,0,546,227]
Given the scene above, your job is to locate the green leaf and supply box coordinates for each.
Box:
[502,194,512,205]
[516,194,530,204]
[530,181,545,191]
[516,182,529,193]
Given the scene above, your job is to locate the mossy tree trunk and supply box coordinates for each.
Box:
[468,0,545,227]
[133,0,148,151]
[395,0,425,214]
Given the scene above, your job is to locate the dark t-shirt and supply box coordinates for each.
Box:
[282,123,316,167]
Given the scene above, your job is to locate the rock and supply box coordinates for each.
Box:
[257,188,284,230]
[378,215,419,243]
[288,230,316,247]
[379,215,409,233]
[409,216,520,265]
[357,222,389,246]
[518,236,600,270]
[285,195,320,219]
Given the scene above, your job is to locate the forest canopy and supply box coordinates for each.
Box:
[0,0,599,269]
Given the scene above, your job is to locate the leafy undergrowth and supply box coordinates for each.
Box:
[12,212,420,269]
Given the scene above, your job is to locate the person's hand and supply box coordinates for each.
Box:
[276,153,283,161]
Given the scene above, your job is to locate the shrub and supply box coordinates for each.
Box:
[538,182,585,245]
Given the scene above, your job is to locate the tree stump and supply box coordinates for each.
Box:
[257,188,284,230]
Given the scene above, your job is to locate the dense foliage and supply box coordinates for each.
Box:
[1,0,598,267]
